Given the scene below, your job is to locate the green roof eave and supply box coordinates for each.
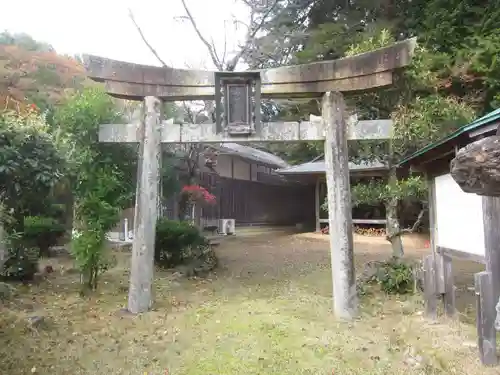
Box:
[398,107,500,167]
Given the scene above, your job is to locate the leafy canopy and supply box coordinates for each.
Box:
[0,108,66,230]
[54,87,137,290]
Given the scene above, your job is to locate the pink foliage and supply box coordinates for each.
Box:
[181,185,216,205]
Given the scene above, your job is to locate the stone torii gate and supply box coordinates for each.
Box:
[83,38,416,317]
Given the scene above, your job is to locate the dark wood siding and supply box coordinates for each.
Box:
[199,172,314,225]
[161,172,314,226]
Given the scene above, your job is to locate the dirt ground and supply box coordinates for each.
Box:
[0,232,492,375]
[297,232,484,320]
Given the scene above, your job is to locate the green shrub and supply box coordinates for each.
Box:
[47,203,66,222]
[71,228,111,291]
[1,245,39,282]
[370,258,415,294]
[23,216,65,256]
[0,282,17,301]
[155,219,208,268]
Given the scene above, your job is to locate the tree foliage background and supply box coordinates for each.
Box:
[243,0,498,161]
[234,0,499,254]
[52,87,138,290]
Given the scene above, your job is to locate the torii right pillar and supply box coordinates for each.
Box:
[323,91,357,319]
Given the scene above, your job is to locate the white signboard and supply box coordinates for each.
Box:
[435,173,485,256]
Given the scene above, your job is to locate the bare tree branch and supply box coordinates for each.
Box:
[226,0,281,71]
[386,207,428,241]
[210,37,223,68]
[231,18,250,30]
[179,0,280,71]
[221,21,229,67]
[128,8,169,67]
[180,0,224,70]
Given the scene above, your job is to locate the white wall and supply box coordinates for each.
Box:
[199,153,271,181]
[232,157,251,180]
[213,154,232,178]
[435,173,485,256]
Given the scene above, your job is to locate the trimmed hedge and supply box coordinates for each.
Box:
[154,219,209,268]
[23,216,65,256]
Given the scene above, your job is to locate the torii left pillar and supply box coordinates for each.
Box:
[128,96,162,314]
[323,91,357,319]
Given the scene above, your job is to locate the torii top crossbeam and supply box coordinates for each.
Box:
[83,38,416,101]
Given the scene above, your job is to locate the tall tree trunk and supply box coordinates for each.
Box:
[386,168,404,258]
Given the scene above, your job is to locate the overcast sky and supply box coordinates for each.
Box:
[1,0,250,69]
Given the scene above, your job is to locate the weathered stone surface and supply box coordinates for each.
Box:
[323,91,357,319]
[98,119,393,144]
[83,38,416,101]
[101,72,394,101]
[127,96,162,314]
[450,136,500,196]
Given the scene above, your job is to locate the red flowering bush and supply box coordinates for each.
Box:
[23,103,39,114]
[181,185,216,205]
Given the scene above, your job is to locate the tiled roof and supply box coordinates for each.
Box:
[399,107,500,166]
[277,160,387,174]
[218,143,289,168]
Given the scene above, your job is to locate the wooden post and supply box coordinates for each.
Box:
[427,176,445,294]
[423,254,438,319]
[426,174,457,317]
[476,195,500,364]
[442,254,456,317]
[127,96,162,314]
[483,196,500,309]
[322,91,357,319]
[475,271,498,366]
[315,177,320,232]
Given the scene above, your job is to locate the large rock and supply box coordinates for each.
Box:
[451,135,500,196]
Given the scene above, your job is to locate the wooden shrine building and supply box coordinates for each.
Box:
[399,107,500,366]
[277,158,388,231]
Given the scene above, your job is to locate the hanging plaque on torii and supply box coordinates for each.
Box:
[214,71,261,136]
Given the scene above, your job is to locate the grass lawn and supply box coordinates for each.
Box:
[0,233,494,375]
